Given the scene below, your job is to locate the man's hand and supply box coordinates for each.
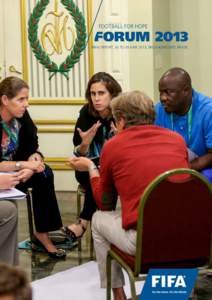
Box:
[68,157,93,172]
[190,152,212,170]
[18,169,34,183]
[0,173,20,189]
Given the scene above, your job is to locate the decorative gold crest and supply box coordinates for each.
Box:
[28,0,87,79]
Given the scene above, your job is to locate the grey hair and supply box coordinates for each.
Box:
[111,90,155,128]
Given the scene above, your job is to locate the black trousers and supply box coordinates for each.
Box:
[17,165,63,232]
[75,171,97,221]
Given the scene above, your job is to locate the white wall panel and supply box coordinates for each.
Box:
[0,5,4,80]
[28,105,81,119]
[1,1,22,78]
[92,0,130,91]
[110,0,120,17]
[169,0,212,96]
[54,171,77,191]
[38,133,73,157]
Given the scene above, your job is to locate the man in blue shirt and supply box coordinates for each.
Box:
[155,67,212,182]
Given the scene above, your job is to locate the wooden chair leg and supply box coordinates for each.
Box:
[77,186,82,252]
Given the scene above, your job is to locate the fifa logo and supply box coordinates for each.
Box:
[152,275,187,288]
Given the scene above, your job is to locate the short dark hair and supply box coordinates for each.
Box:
[85,72,122,117]
[0,263,32,300]
[161,67,192,89]
[0,77,29,101]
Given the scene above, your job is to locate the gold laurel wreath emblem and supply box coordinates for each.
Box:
[28,0,87,79]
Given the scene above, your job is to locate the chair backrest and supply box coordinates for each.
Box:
[135,168,212,275]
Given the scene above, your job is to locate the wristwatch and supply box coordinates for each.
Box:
[15,161,22,171]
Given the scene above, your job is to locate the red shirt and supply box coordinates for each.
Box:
[91,125,189,230]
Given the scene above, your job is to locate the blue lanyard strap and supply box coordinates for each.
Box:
[170,104,192,145]
[93,126,107,157]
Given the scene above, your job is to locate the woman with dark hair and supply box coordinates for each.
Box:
[0,76,65,259]
[62,72,122,241]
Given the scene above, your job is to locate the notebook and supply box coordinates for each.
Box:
[0,188,26,200]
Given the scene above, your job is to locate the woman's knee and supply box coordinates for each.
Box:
[0,201,18,224]
[75,171,89,185]
[91,211,102,233]
[31,164,54,183]
[44,164,54,178]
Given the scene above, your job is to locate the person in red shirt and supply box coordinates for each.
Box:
[69,91,189,300]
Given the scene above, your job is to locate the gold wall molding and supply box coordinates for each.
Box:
[38,128,74,133]
[29,99,86,105]
[20,0,29,83]
[47,164,72,170]
[34,119,76,125]
[45,157,69,162]
[87,0,94,78]
[35,119,76,132]
[44,157,73,170]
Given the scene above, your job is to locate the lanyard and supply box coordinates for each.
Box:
[170,104,192,146]
[93,126,107,157]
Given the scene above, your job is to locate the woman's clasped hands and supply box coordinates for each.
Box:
[68,156,93,172]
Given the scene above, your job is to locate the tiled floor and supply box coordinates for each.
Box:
[18,191,93,282]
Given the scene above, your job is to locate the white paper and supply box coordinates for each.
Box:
[32,261,144,300]
[0,188,26,200]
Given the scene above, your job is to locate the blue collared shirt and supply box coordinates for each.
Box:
[155,89,212,156]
